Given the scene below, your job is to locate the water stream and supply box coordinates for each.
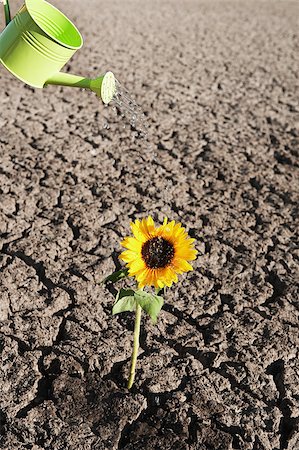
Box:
[99,80,173,203]
[101,79,149,142]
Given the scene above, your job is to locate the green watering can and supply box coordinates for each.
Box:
[0,0,116,104]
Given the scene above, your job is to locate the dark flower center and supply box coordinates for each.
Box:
[141,237,174,269]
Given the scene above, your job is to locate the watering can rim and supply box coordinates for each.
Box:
[24,0,83,50]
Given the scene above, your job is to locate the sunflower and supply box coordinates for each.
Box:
[119,216,197,289]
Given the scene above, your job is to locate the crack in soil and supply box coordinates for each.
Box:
[162,303,224,346]
[266,359,299,449]
[262,272,287,307]
[0,245,78,421]
[66,216,81,250]
[153,334,269,409]
[103,356,132,387]
[1,246,76,308]
[213,419,246,449]
[15,351,56,419]
[1,333,30,356]
[116,377,189,449]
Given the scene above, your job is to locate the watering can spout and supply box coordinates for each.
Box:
[46,71,116,105]
[2,0,11,26]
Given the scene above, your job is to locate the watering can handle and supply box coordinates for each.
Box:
[1,0,11,25]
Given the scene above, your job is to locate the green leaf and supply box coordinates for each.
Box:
[135,290,164,324]
[101,268,129,284]
[112,288,136,315]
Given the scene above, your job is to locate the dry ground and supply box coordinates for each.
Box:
[0,0,299,449]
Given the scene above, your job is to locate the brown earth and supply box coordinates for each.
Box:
[0,0,299,449]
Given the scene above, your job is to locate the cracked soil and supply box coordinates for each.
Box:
[0,0,299,449]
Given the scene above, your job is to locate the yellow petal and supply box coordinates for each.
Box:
[172,258,194,273]
[157,279,165,288]
[136,269,148,288]
[175,247,198,260]
[130,220,147,242]
[128,259,146,274]
[121,236,142,252]
[146,268,155,286]
[136,268,151,287]
[166,267,179,286]
[139,217,156,239]
[146,216,155,232]
[119,250,139,262]
[169,269,178,284]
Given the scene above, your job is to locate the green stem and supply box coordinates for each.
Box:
[127,303,142,389]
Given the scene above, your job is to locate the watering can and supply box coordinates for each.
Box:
[0,0,116,104]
